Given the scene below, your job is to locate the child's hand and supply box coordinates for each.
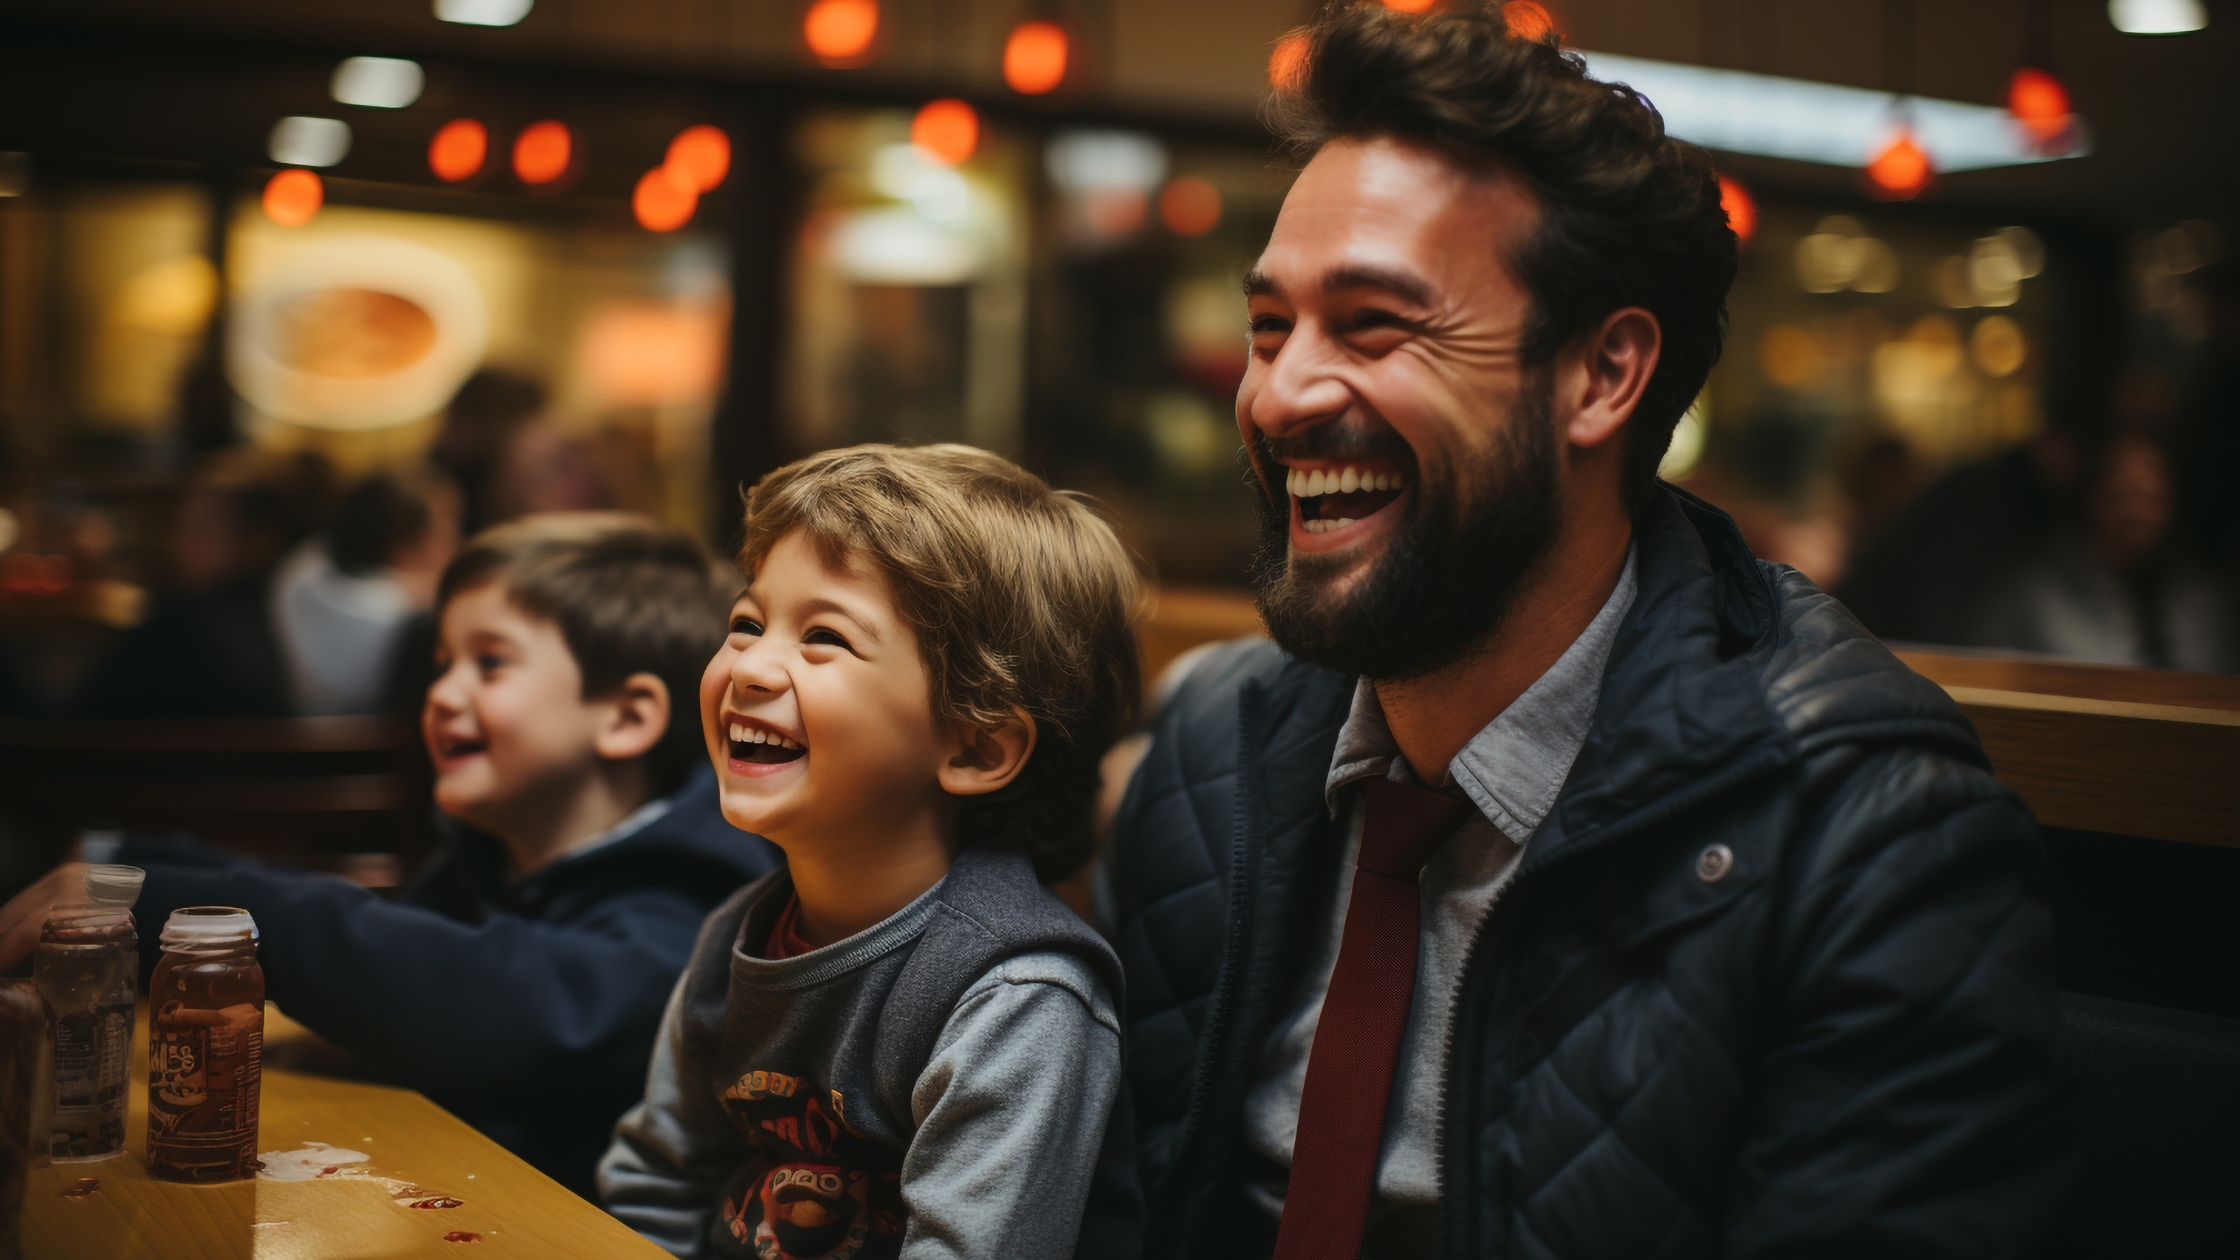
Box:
[0,862,89,970]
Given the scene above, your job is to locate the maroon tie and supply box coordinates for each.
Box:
[1272,775,1472,1260]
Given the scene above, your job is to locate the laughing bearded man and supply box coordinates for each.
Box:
[1101,5,2078,1260]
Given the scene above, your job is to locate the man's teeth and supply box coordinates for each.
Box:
[728,723,803,751]
[1302,517,1358,534]
[1284,465,1408,498]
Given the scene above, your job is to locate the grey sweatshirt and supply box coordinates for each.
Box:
[599,849,1125,1260]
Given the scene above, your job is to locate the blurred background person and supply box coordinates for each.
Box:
[432,367,549,537]
[2177,261,2240,574]
[70,450,331,718]
[271,466,461,715]
[1972,431,2237,671]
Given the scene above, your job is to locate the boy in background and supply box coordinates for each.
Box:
[599,445,1139,1260]
[0,514,781,1195]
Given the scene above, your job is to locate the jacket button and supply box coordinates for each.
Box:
[1695,844,1734,883]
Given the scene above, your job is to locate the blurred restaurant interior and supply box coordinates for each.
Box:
[2,0,2238,1023]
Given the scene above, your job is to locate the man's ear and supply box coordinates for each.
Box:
[595,672,672,762]
[1563,306,1662,450]
[938,707,1038,798]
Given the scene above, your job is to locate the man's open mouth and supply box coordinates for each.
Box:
[1287,463,1410,534]
[727,721,806,765]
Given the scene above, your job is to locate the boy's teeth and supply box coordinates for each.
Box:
[728,722,803,751]
[1286,465,1408,498]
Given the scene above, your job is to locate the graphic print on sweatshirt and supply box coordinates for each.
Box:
[713,1067,905,1260]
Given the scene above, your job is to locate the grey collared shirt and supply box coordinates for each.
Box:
[1241,548,1638,1248]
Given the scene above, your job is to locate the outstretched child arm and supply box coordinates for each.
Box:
[897,950,1123,1260]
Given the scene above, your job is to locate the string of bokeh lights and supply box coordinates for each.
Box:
[257,0,2157,234]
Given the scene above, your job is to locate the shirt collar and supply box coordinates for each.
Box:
[1323,546,1639,843]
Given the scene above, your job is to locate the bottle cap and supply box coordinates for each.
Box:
[159,906,258,951]
[83,864,145,907]
[41,902,133,942]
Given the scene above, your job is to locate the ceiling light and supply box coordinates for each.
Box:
[666,126,731,191]
[911,100,979,165]
[2108,0,2207,35]
[803,0,879,67]
[262,170,323,226]
[1580,51,2089,172]
[1717,174,1756,243]
[435,0,532,27]
[428,119,488,182]
[1866,126,1934,199]
[1269,32,1309,90]
[268,117,352,168]
[513,120,571,184]
[1003,21,1069,95]
[331,57,424,109]
[1046,130,1167,192]
[634,167,697,232]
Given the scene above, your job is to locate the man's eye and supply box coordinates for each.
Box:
[804,628,851,650]
[1249,315,1290,336]
[476,654,504,674]
[732,618,764,636]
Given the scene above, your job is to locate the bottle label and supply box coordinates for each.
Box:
[147,1001,263,1181]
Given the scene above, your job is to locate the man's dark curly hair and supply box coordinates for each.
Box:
[1268,1,1738,517]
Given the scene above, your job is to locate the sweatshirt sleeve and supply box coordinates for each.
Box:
[897,950,1123,1260]
[127,857,712,1101]
[599,964,749,1259]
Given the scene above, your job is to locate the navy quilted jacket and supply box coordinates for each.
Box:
[1106,488,2077,1259]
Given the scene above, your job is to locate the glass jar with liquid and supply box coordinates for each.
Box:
[145,908,263,1184]
[32,902,136,1161]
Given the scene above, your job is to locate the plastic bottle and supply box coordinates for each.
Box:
[32,901,136,1161]
[145,908,263,1184]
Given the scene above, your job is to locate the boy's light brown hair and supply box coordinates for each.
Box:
[439,512,729,798]
[738,444,1144,881]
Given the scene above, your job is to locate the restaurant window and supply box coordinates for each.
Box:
[782,108,1031,456]
[1030,134,1291,588]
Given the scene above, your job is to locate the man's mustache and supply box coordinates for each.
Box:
[1255,426,1417,468]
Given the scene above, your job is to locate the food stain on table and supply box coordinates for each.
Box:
[60,1177,100,1199]
[258,1141,468,1208]
[445,1231,483,1243]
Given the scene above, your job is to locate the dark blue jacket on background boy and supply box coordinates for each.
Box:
[113,763,777,1195]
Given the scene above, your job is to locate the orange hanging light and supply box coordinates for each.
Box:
[1380,0,1438,12]
[1004,20,1069,95]
[1268,31,1310,90]
[911,100,980,165]
[428,119,488,183]
[1504,1,1561,41]
[513,120,572,185]
[1716,174,1756,243]
[262,169,323,226]
[666,125,731,191]
[803,0,879,67]
[1865,127,1932,199]
[2006,67,2072,145]
[634,166,698,232]
[1159,176,1222,236]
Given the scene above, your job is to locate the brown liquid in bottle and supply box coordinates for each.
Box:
[145,908,263,1184]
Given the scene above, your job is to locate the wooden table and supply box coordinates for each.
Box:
[20,1005,668,1259]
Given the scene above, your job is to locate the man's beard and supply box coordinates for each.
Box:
[1249,376,1562,682]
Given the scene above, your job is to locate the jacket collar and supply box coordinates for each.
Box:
[1241,486,1799,877]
